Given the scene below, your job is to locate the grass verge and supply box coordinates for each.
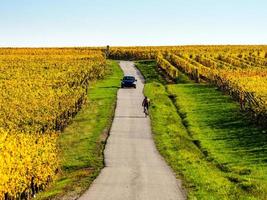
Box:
[135,60,267,200]
[36,60,123,200]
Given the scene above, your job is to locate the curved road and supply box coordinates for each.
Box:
[79,61,186,200]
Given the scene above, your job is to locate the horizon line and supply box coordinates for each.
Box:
[0,44,267,48]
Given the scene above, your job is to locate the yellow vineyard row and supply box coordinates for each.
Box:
[165,53,267,121]
[0,48,107,198]
[0,129,58,199]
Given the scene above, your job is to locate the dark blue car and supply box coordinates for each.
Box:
[121,76,137,88]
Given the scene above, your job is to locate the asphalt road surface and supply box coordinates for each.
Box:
[79,61,186,200]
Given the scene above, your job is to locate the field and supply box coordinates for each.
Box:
[0,48,107,199]
[1,46,267,200]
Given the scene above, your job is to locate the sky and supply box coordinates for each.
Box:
[0,0,267,47]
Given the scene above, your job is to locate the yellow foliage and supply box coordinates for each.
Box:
[0,129,59,199]
[0,48,107,198]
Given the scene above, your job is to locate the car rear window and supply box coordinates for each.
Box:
[124,76,135,80]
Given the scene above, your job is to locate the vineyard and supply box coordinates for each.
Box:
[109,46,267,124]
[1,46,267,199]
[0,48,107,199]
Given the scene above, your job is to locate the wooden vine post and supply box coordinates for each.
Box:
[239,92,245,111]
[195,68,200,83]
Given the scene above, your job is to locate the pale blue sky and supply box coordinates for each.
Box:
[0,0,267,47]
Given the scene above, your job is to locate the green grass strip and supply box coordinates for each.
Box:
[168,83,267,199]
[36,60,123,200]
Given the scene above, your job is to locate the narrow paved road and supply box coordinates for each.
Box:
[79,61,185,200]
